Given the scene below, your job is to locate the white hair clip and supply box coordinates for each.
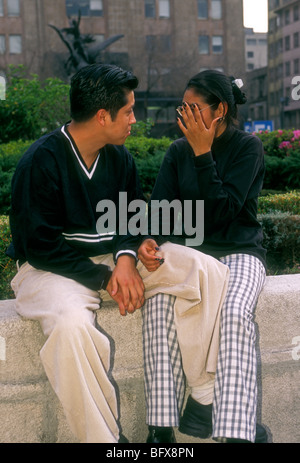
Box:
[232,79,244,89]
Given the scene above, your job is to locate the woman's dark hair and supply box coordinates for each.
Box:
[185,70,247,126]
[70,63,139,122]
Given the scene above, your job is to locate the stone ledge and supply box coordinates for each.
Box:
[0,274,299,443]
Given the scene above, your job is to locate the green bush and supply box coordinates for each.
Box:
[0,140,33,214]
[0,65,70,143]
[255,129,300,190]
[0,216,15,299]
[258,212,300,274]
[258,191,300,215]
[125,135,172,197]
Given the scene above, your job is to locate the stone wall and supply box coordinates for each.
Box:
[0,274,299,443]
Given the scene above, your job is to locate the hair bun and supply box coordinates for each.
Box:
[231,77,247,105]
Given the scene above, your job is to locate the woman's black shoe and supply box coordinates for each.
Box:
[146,426,176,443]
[179,395,213,438]
[179,395,269,443]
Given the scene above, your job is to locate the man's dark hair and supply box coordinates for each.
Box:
[70,63,139,122]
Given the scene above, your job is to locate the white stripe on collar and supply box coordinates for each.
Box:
[61,125,100,180]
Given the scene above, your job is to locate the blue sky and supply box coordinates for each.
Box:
[243,0,268,32]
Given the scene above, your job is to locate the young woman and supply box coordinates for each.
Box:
[138,70,268,443]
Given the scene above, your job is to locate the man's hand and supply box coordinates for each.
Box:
[138,238,164,272]
[105,255,145,316]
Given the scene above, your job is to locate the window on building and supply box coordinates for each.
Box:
[276,12,281,28]
[198,35,209,54]
[0,0,3,17]
[258,105,264,120]
[145,0,156,18]
[258,77,265,98]
[294,58,299,74]
[211,0,222,20]
[197,0,208,19]
[285,61,291,77]
[294,5,299,21]
[247,38,257,46]
[160,35,171,52]
[247,51,254,58]
[0,35,5,54]
[90,0,103,16]
[277,63,283,79]
[159,0,170,18]
[294,32,299,48]
[269,17,276,32]
[146,35,157,52]
[285,35,290,51]
[7,0,20,16]
[9,35,22,54]
[66,0,103,17]
[285,9,290,25]
[247,63,254,71]
[212,36,223,54]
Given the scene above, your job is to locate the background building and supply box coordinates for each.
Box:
[245,28,268,71]
[268,0,300,129]
[0,0,246,135]
[246,66,269,123]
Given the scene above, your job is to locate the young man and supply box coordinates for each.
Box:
[8,64,229,443]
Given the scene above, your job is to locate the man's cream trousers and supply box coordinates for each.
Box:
[11,242,229,443]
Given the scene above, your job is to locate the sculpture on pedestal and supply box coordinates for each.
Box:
[49,11,124,76]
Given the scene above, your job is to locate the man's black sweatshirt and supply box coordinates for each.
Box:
[7,124,144,290]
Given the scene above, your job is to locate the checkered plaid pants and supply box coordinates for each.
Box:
[142,253,266,442]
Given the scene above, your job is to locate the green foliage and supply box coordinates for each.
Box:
[0,140,33,214]
[258,212,300,274]
[255,129,300,190]
[130,119,154,137]
[125,135,172,197]
[0,65,70,143]
[258,191,300,215]
[0,215,15,299]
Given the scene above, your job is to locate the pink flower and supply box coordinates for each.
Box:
[293,130,300,139]
[279,141,292,150]
[278,130,283,135]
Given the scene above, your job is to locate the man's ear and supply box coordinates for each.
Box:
[96,109,107,126]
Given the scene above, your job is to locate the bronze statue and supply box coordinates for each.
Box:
[49,11,124,75]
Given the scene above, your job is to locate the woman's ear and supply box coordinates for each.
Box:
[217,102,228,119]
